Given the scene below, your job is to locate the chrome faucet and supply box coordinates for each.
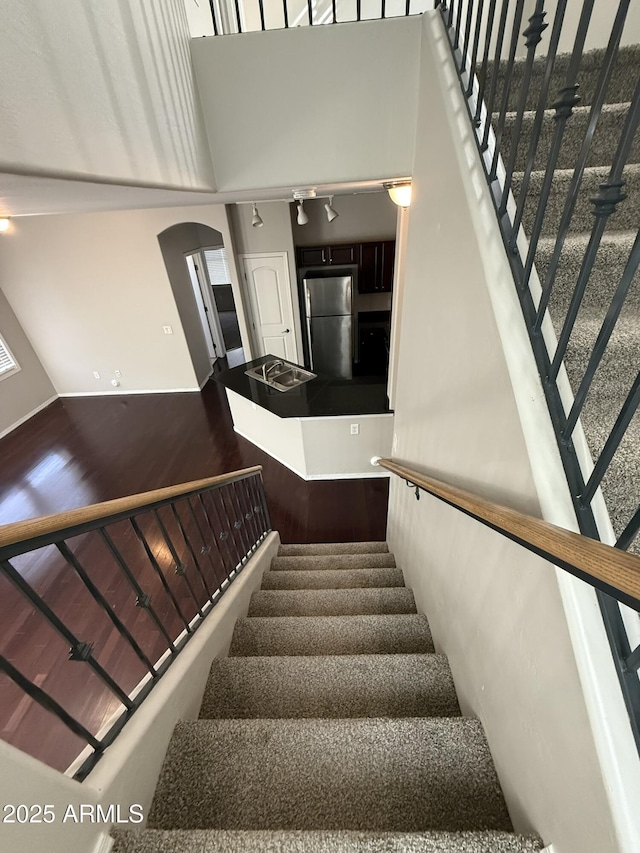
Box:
[261,359,284,381]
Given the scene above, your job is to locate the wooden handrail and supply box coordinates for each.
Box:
[0,466,263,551]
[376,457,640,610]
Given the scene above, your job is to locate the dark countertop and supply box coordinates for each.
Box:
[216,356,392,419]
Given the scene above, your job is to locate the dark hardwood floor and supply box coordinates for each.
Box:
[0,374,388,774]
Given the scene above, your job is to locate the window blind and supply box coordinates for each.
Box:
[0,336,18,378]
[204,248,231,286]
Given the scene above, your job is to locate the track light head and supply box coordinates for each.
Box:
[251,203,264,228]
[296,200,309,226]
[324,197,339,222]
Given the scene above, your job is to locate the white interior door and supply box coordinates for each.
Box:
[186,253,225,360]
[241,253,298,362]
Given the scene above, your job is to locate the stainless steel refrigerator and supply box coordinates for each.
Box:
[303,274,353,379]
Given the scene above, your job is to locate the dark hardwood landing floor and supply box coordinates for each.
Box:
[0,376,388,774]
[0,377,388,542]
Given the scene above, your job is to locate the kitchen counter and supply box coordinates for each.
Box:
[215,355,391,419]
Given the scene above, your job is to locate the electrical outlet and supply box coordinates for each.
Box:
[350,423,360,435]
[163,325,173,335]
[93,371,100,380]
[114,369,122,379]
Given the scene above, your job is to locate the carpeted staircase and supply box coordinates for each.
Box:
[501,45,640,547]
[112,542,541,853]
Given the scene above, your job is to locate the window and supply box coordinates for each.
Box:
[0,334,20,381]
[204,248,231,286]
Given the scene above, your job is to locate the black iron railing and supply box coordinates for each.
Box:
[207,0,430,35]
[435,0,640,750]
[0,467,271,780]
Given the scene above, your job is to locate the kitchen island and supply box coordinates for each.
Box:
[216,356,393,480]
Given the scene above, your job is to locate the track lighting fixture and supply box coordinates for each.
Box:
[324,196,339,222]
[296,200,309,226]
[251,203,264,228]
[384,181,412,208]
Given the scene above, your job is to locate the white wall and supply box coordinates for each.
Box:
[0,205,247,396]
[190,17,421,192]
[0,0,215,191]
[0,287,56,437]
[388,12,635,853]
[229,202,304,363]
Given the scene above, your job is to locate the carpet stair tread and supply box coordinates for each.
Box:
[513,163,640,236]
[199,654,459,719]
[112,829,543,853]
[261,567,405,590]
[271,553,396,571]
[229,614,434,656]
[278,542,389,556]
[248,588,416,617]
[147,718,512,832]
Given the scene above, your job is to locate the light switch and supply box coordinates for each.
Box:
[93,371,100,380]
[163,325,173,335]
[350,424,360,435]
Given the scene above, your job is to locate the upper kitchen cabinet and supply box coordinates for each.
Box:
[297,244,358,267]
[358,241,396,293]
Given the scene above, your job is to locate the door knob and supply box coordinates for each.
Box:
[283,328,290,334]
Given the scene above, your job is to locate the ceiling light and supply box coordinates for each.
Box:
[251,203,264,228]
[324,196,339,222]
[0,217,10,233]
[296,201,309,226]
[384,181,412,208]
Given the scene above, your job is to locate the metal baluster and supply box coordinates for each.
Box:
[618,504,640,552]
[498,0,548,215]
[234,0,242,32]
[56,541,158,676]
[582,369,640,509]
[257,0,265,30]
[509,0,568,246]
[170,504,215,600]
[471,0,498,111]
[0,656,103,751]
[406,0,411,16]
[208,0,218,35]
[464,0,486,100]
[550,82,640,384]
[216,486,245,569]
[518,0,596,294]
[256,473,273,531]
[0,559,134,709]
[481,0,510,149]
[357,0,361,22]
[284,0,289,28]
[99,529,176,653]
[248,476,265,542]
[489,0,526,179]
[460,0,476,74]
[627,644,640,673]
[447,0,455,29]
[129,518,191,634]
[308,0,313,25]
[381,0,385,20]
[188,495,227,589]
[230,481,252,561]
[534,0,631,334]
[453,0,464,50]
[152,512,203,617]
[238,480,259,552]
[201,490,238,579]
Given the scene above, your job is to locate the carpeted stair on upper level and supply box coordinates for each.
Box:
[495,44,640,548]
[113,542,541,853]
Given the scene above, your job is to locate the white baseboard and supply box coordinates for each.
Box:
[305,471,390,480]
[92,832,114,853]
[59,388,200,398]
[0,393,58,440]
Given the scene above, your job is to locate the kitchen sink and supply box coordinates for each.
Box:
[245,360,316,392]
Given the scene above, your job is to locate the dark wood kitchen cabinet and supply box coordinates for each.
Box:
[358,241,396,293]
[297,244,357,267]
